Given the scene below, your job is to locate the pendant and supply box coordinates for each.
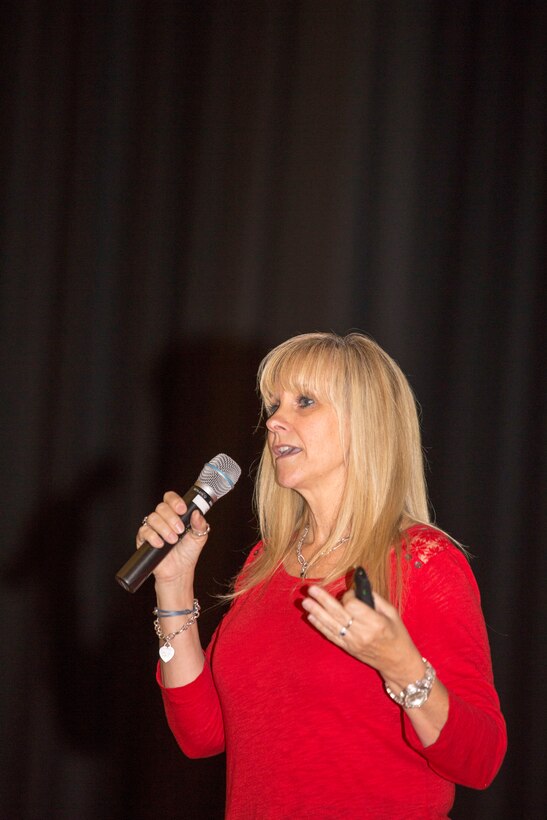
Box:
[159,643,175,663]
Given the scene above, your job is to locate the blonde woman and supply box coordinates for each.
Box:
[138,332,506,819]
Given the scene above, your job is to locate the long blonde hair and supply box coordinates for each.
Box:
[237,332,431,604]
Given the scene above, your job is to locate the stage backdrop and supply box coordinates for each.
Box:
[1,2,545,818]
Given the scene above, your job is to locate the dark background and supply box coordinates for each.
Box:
[1,2,545,818]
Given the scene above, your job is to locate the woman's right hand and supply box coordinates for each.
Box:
[136,490,211,585]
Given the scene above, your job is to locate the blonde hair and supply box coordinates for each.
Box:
[237,331,431,604]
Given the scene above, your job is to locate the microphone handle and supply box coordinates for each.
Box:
[115,487,211,593]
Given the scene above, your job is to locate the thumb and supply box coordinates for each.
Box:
[368,590,396,618]
[188,508,210,537]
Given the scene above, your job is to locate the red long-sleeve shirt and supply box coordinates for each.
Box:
[158,526,506,818]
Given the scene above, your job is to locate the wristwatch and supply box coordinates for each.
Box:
[385,657,436,709]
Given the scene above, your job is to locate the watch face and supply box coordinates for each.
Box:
[405,688,428,709]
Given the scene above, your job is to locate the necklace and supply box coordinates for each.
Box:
[295,525,351,578]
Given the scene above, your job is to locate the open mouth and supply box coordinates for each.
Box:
[274,445,302,458]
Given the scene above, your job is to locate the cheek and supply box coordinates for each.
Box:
[330,436,347,466]
[315,435,344,465]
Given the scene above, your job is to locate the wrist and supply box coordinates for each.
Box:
[384,657,436,709]
[155,577,195,605]
[383,655,427,693]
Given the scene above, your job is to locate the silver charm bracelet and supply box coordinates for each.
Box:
[154,598,201,663]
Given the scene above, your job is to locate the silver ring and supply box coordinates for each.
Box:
[190,524,211,538]
[339,618,353,638]
[141,516,148,526]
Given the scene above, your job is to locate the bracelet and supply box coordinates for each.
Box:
[153,606,194,617]
[384,657,436,709]
[154,599,200,663]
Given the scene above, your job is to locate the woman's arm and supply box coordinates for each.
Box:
[303,585,450,745]
[136,491,226,757]
[302,545,506,788]
[137,491,211,687]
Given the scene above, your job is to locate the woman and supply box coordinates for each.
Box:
[137,332,506,819]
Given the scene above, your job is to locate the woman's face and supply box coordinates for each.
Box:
[265,388,348,507]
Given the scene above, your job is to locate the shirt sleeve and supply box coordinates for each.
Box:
[156,650,225,759]
[155,543,263,759]
[401,544,507,788]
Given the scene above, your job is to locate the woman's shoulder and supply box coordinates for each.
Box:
[244,540,265,564]
[401,523,465,569]
[235,541,264,575]
[398,525,482,617]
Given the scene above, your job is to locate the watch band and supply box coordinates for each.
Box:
[384,657,436,709]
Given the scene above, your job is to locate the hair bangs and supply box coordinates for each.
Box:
[258,335,348,411]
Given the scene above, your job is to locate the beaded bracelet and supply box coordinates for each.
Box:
[154,599,201,663]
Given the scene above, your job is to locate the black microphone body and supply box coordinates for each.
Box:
[115,454,241,593]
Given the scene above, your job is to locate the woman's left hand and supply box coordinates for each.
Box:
[302,585,426,690]
[302,584,450,746]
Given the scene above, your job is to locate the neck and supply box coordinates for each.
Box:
[296,476,345,540]
[305,508,340,548]
[294,520,350,579]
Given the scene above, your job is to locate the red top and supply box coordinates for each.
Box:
[158,525,507,819]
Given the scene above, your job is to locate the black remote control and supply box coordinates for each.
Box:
[354,566,375,608]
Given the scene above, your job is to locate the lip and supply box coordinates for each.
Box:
[272,444,302,459]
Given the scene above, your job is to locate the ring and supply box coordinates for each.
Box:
[339,618,353,638]
[141,516,148,526]
[190,524,211,538]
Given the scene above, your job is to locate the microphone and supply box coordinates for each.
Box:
[115,453,241,593]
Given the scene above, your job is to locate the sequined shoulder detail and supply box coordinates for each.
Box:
[404,527,451,569]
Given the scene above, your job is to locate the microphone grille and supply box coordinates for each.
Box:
[198,454,242,500]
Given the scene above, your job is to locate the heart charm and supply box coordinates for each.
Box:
[159,644,175,663]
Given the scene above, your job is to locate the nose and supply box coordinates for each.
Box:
[266,413,285,433]
[265,404,289,433]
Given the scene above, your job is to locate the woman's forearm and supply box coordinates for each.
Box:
[154,578,206,688]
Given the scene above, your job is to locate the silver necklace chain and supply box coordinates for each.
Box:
[295,524,351,578]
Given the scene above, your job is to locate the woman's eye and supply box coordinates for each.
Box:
[298,395,315,408]
[266,403,279,417]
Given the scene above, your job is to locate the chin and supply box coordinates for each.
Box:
[274,470,300,491]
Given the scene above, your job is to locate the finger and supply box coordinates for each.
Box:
[160,495,209,541]
[342,588,371,612]
[342,587,396,620]
[303,587,353,639]
[366,591,396,619]
[137,521,166,548]
[136,519,164,549]
[189,509,208,532]
[306,585,348,618]
[136,512,165,548]
[341,589,378,620]
[163,490,188,516]
[305,608,354,646]
[155,501,186,538]
[144,509,181,546]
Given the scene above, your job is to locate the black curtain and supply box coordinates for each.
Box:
[1,2,545,818]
